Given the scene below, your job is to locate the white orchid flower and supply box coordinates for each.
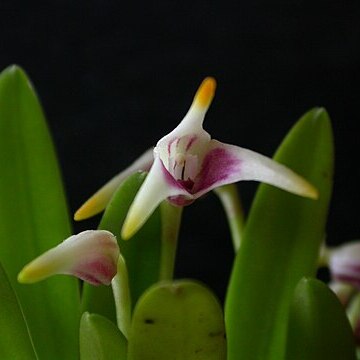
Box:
[121,77,317,239]
[328,241,360,290]
[74,77,317,240]
[18,230,119,286]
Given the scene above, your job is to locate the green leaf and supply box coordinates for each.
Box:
[128,280,226,360]
[0,262,38,360]
[0,65,80,359]
[225,108,334,360]
[82,172,161,321]
[286,277,356,360]
[80,312,127,360]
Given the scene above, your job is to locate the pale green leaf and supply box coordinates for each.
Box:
[80,312,127,360]
[226,108,334,360]
[0,262,38,360]
[0,65,80,359]
[286,277,356,360]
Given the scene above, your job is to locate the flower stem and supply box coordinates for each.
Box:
[159,202,183,281]
[347,292,360,330]
[318,242,332,267]
[214,184,244,252]
[111,254,131,338]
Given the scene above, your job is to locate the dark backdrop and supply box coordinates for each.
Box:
[1,1,360,300]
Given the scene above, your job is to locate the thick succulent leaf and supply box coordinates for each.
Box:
[0,263,38,360]
[225,108,333,360]
[0,66,80,358]
[81,172,161,321]
[80,312,127,360]
[286,277,356,360]
[128,280,226,360]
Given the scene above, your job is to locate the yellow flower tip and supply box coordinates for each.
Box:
[296,179,319,200]
[194,77,217,109]
[17,265,45,284]
[121,217,139,241]
[307,185,319,200]
[17,269,27,283]
[74,206,87,221]
[74,197,102,221]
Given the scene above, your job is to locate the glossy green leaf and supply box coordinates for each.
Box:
[0,65,80,359]
[80,312,127,360]
[128,280,226,360]
[82,172,161,321]
[286,277,356,359]
[225,108,333,360]
[0,262,38,360]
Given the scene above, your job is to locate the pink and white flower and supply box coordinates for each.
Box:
[18,230,119,286]
[120,77,317,239]
[74,77,318,240]
[328,241,360,290]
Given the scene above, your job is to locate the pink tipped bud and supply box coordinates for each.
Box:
[18,230,119,286]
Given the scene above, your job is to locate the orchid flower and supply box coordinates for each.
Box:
[74,77,318,240]
[326,241,360,290]
[18,230,119,286]
[324,241,360,347]
[120,77,318,239]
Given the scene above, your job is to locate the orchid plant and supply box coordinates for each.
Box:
[0,65,358,360]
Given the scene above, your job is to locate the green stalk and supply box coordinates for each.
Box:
[317,242,332,267]
[159,202,183,281]
[81,172,162,321]
[214,184,245,252]
[347,292,360,330]
[111,254,131,338]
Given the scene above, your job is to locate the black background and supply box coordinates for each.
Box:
[1,1,360,300]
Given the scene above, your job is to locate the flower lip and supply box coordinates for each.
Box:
[163,135,202,191]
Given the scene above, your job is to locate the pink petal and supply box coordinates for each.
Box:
[192,140,318,199]
[72,255,118,286]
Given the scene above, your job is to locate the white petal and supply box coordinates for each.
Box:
[18,230,119,286]
[74,148,154,220]
[155,78,216,162]
[193,140,318,199]
[121,157,190,240]
[171,77,216,133]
